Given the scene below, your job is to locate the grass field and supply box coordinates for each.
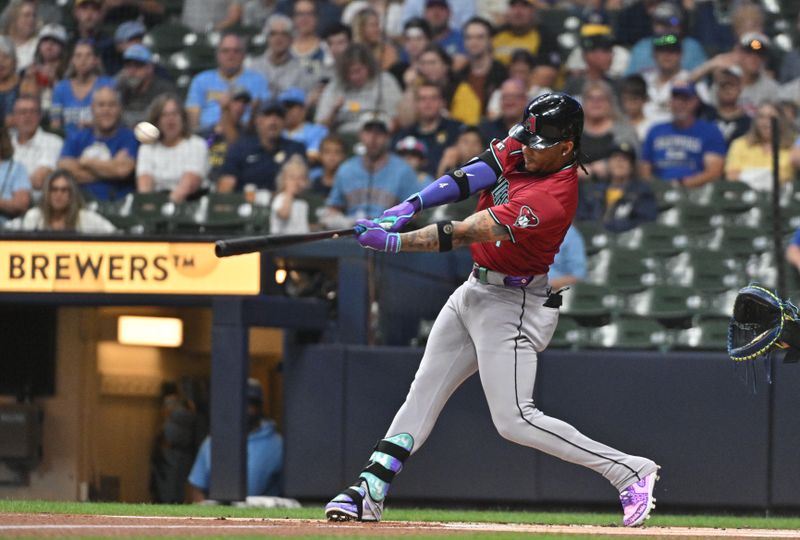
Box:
[3,500,800,539]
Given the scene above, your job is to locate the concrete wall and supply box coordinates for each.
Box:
[284,345,779,510]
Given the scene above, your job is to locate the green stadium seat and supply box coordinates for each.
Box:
[169,42,217,76]
[621,285,701,328]
[656,201,718,232]
[615,222,690,256]
[573,220,614,255]
[708,180,763,214]
[649,180,687,211]
[588,316,668,350]
[672,317,730,350]
[549,315,588,349]
[560,283,621,326]
[664,250,745,292]
[143,21,193,56]
[716,226,772,257]
[606,248,661,292]
[105,192,172,233]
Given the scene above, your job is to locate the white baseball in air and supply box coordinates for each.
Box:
[134,121,160,144]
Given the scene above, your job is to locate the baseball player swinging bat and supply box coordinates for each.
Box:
[214,228,355,257]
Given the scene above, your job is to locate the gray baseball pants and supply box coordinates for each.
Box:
[385,273,657,492]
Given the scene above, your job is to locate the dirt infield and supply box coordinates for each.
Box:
[1,514,800,538]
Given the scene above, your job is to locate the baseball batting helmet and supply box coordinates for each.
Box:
[509,93,584,150]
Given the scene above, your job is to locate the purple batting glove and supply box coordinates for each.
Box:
[355,219,402,253]
[374,195,421,232]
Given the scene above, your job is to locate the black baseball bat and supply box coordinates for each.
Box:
[215,228,356,257]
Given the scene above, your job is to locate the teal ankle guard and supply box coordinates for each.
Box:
[358,433,413,502]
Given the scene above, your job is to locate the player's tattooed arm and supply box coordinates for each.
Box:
[399,210,511,252]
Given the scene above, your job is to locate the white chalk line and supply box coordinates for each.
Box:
[2,518,800,538]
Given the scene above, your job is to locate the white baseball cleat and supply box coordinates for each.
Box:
[325,481,384,522]
[620,468,660,527]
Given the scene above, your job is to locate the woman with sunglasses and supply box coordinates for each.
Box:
[4,168,115,232]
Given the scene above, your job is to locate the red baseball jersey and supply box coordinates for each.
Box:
[470,136,578,276]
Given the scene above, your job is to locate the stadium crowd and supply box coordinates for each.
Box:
[0,0,797,249]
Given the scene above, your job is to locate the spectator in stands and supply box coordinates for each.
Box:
[270,154,310,234]
[420,0,465,62]
[785,224,800,276]
[314,43,402,135]
[105,19,146,77]
[58,86,139,201]
[10,94,62,202]
[116,45,176,127]
[478,77,527,143]
[279,87,328,164]
[218,99,306,194]
[318,22,352,92]
[413,44,455,105]
[642,33,689,125]
[389,18,432,90]
[50,40,114,135]
[68,0,115,75]
[580,80,639,178]
[321,112,418,227]
[625,2,706,76]
[0,124,30,225]
[402,0,475,35]
[136,95,208,203]
[203,88,250,186]
[562,22,617,98]
[450,17,506,126]
[2,0,38,71]
[181,0,238,33]
[352,7,399,71]
[19,23,68,121]
[492,0,552,66]
[189,378,283,501]
[619,74,653,143]
[576,142,657,232]
[564,11,629,80]
[0,0,59,29]
[395,135,433,186]
[395,42,455,129]
[530,51,561,95]
[436,124,483,176]
[393,82,462,177]
[239,0,279,32]
[725,103,795,192]
[248,14,308,97]
[699,66,751,149]
[690,32,779,116]
[290,0,328,83]
[102,1,164,29]
[640,81,726,188]
[548,225,587,291]
[186,33,270,133]
[310,134,346,197]
[4,168,115,232]
[486,50,540,119]
[0,37,21,127]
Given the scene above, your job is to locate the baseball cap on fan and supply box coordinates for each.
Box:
[652,2,682,27]
[740,32,770,54]
[359,111,390,132]
[37,23,68,45]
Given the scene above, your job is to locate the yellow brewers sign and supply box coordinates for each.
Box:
[0,241,260,295]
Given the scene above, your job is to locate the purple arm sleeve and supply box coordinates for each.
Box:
[415,159,500,210]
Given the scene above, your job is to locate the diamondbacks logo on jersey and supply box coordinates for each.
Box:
[491,177,508,205]
[514,205,539,228]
